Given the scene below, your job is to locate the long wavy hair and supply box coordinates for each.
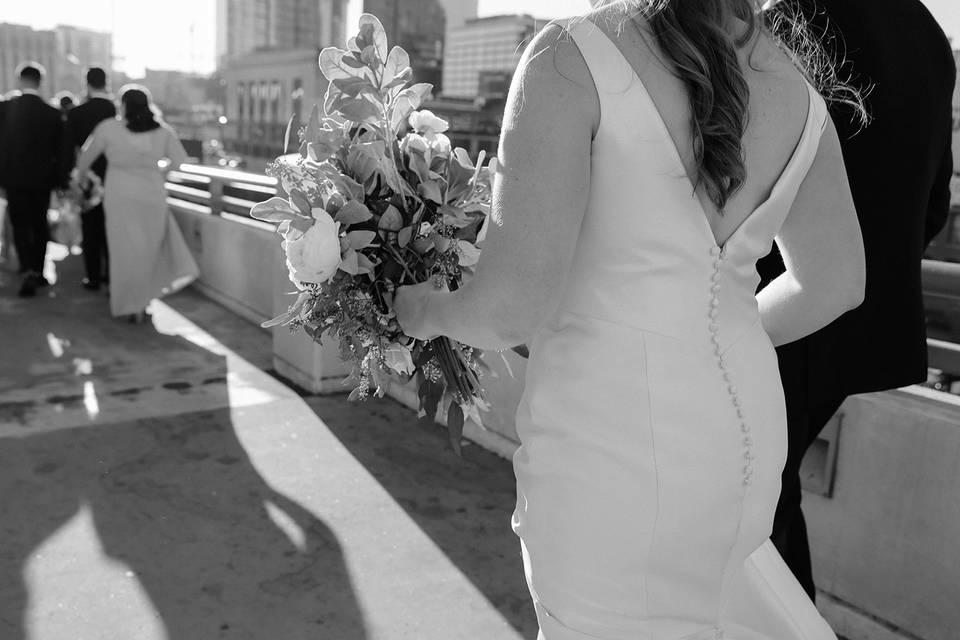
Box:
[593,0,867,211]
[119,84,162,133]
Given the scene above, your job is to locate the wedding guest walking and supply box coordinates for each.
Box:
[73,85,198,322]
[0,62,64,297]
[758,0,956,600]
[64,67,116,291]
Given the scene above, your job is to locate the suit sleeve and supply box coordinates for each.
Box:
[924,140,954,247]
[61,110,78,185]
[52,110,66,189]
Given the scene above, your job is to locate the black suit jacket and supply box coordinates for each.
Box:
[0,93,64,192]
[758,0,956,402]
[63,96,116,181]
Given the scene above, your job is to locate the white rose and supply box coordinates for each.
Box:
[383,344,416,376]
[402,133,430,157]
[282,211,341,288]
[409,109,449,136]
[430,133,452,159]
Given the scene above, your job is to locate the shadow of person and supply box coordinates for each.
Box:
[0,264,368,639]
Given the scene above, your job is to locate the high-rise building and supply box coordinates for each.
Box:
[0,23,59,97]
[438,0,478,34]
[363,0,446,90]
[441,14,540,99]
[952,50,959,171]
[216,0,349,67]
[54,25,113,94]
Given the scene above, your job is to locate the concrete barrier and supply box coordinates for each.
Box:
[168,202,960,640]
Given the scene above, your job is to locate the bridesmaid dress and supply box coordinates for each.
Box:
[511,20,836,640]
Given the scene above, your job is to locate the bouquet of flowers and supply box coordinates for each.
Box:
[252,13,497,452]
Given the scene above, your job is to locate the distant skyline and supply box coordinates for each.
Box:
[0,0,957,76]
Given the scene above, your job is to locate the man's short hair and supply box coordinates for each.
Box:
[86,67,107,90]
[15,62,45,86]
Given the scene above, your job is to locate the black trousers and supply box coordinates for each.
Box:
[5,189,51,275]
[81,203,109,284]
[771,339,846,601]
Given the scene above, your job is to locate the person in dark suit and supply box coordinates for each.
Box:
[758,0,956,600]
[0,63,64,297]
[63,67,116,291]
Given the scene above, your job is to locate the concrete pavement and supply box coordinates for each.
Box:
[0,250,538,640]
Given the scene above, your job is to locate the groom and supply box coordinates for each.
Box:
[63,67,116,291]
[758,0,956,600]
[0,63,64,297]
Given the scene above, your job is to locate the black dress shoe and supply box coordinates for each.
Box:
[18,274,38,298]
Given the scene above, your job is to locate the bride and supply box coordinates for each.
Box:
[396,0,865,638]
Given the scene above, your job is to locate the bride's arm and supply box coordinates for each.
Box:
[757,117,866,346]
[395,25,598,351]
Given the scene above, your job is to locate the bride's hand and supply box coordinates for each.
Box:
[394,281,441,341]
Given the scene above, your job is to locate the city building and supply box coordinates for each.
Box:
[441,14,540,99]
[0,22,114,98]
[54,25,113,95]
[425,95,504,158]
[0,22,59,97]
[438,0,478,35]
[216,0,349,67]
[141,68,209,118]
[363,0,446,90]
[221,48,330,162]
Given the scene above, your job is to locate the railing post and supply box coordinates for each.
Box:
[209,177,224,216]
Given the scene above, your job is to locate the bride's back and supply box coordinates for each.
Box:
[586,5,813,246]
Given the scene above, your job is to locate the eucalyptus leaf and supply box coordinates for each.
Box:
[290,190,312,216]
[261,291,311,328]
[333,76,379,98]
[339,249,360,274]
[335,200,373,225]
[382,46,411,88]
[398,226,413,248]
[347,230,377,250]
[250,197,311,224]
[378,205,403,232]
[319,48,364,82]
[357,13,389,65]
[338,98,382,125]
[418,180,443,204]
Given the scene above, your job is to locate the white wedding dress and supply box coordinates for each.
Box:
[511,20,837,640]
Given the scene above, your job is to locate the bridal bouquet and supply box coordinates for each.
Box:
[252,13,497,451]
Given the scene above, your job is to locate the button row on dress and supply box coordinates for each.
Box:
[707,247,755,486]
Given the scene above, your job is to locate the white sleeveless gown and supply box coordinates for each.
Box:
[510,21,837,640]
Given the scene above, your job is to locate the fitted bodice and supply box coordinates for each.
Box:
[555,21,828,356]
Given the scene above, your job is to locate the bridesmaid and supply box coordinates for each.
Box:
[73,85,199,322]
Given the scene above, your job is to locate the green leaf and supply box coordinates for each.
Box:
[390,83,434,131]
[333,76,379,98]
[347,230,377,250]
[382,46,411,89]
[348,386,364,402]
[338,98,382,125]
[283,113,295,154]
[319,47,367,82]
[378,205,403,232]
[335,200,373,225]
[447,402,465,456]
[339,249,360,275]
[357,13,389,65]
[357,253,376,275]
[261,291,311,328]
[290,189,313,216]
[418,180,444,204]
[398,226,413,248]
[250,197,311,225]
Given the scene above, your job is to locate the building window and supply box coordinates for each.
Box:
[271,80,281,123]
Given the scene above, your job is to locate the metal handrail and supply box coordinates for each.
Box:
[160,165,960,376]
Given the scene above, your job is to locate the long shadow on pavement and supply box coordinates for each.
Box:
[305,395,540,639]
[0,254,368,640]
